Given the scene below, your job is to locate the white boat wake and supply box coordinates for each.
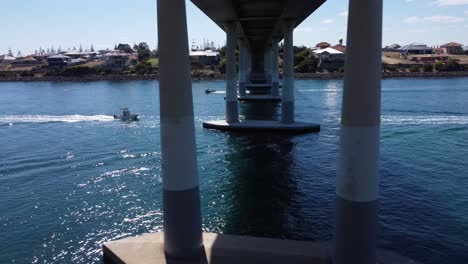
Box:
[0,115,115,124]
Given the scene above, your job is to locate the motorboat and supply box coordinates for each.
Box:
[205,89,216,94]
[114,108,139,121]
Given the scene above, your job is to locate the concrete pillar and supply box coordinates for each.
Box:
[225,22,239,123]
[333,1,383,264]
[281,21,295,124]
[264,45,272,83]
[246,48,252,82]
[157,0,203,259]
[238,39,247,97]
[271,38,280,96]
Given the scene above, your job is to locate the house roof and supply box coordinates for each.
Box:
[386,44,401,49]
[399,43,432,51]
[189,50,219,57]
[316,42,331,48]
[105,52,131,57]
[313,47,343,55]
[441,42,463,47]
[331,44,346,53]
[47,54,71,59]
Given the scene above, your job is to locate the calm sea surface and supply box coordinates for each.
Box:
[0,78,467,263]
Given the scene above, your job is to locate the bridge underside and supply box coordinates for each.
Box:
[192,0,325,131]
[191,0,325,52]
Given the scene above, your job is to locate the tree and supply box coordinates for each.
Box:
[134,42,151,61]
[423,64,433,72]
[90,44,95,52]
[434,61,444,72]
[116,43,133,53]
[135,61,153,75]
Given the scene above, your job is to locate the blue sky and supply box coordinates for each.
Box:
[1,0,468,55]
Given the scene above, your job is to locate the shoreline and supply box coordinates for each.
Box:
[0,71,468,82]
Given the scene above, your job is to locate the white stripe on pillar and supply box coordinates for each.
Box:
[161,117,199,191]
[336,126,380,202]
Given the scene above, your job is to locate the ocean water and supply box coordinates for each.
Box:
[0,78,467,263]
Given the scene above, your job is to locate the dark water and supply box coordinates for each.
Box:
[0,79,467,263]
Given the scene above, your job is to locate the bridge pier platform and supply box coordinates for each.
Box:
[103,232,418,264]
[203,120,320,133]
[238,95,282,102]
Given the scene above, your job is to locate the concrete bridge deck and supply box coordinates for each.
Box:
[103,232,418,264]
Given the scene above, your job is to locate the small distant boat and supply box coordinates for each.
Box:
[205,89,216,94]
[113,108,139,121]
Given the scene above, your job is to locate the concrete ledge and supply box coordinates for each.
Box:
[202,120,320,133]
[103,232,419,264]
[238,95,282,102]
[103,232,328,264]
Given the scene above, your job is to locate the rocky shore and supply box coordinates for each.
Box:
[0,71,467,82]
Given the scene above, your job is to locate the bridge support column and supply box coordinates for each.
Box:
[264,45,272,84]
[238,39,247,97]
[333,0,382,264]
[157,0,203,259]
[246,48,252,83]
[271,38,280,96]
[281,21,295,124]
[225,22,239,123]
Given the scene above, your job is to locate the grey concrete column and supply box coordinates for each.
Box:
[225,22,239,123]
[333,0,382,264]
[157,0,203,259]
[264,45,272,83]
[246,48,252,82]
[238,39,247,97]
[271,38,280,96]
[281,21,295,124]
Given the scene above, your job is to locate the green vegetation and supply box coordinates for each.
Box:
[133,42,151,61]
[45,66,98,77]
[135,61,153,75]
[423,64,433,72]
[147,58,159,67]
[409,65,420,73]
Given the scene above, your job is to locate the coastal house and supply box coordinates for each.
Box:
[315,42,331,49]
[331,44,346,53]
[409,54,448,63]
[441,42,464,55]
[104,52,132,68]
[399,43,433,55]
[47,54,71,69]
[0,55,16,65]
[383,43,401,52]
[313,47,345,70]
[64,51,96,61]
[189,50,220,65]
[11,56,40,67]
[464,46,468,55]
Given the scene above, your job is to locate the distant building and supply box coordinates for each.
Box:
[409,55,448,63]
[47,55,71,69]
[331,44,346,53]
[315,42,331,49]
[11,56,40,67]
[434,48,445,55]
[313,47,345,70]
[441,42,464,55]
[189,50,220,65]
[0,55,16,65]
[464,46,468,55]
[383,44,401,52]
[399,43,433,55]
[104,52,132,68]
